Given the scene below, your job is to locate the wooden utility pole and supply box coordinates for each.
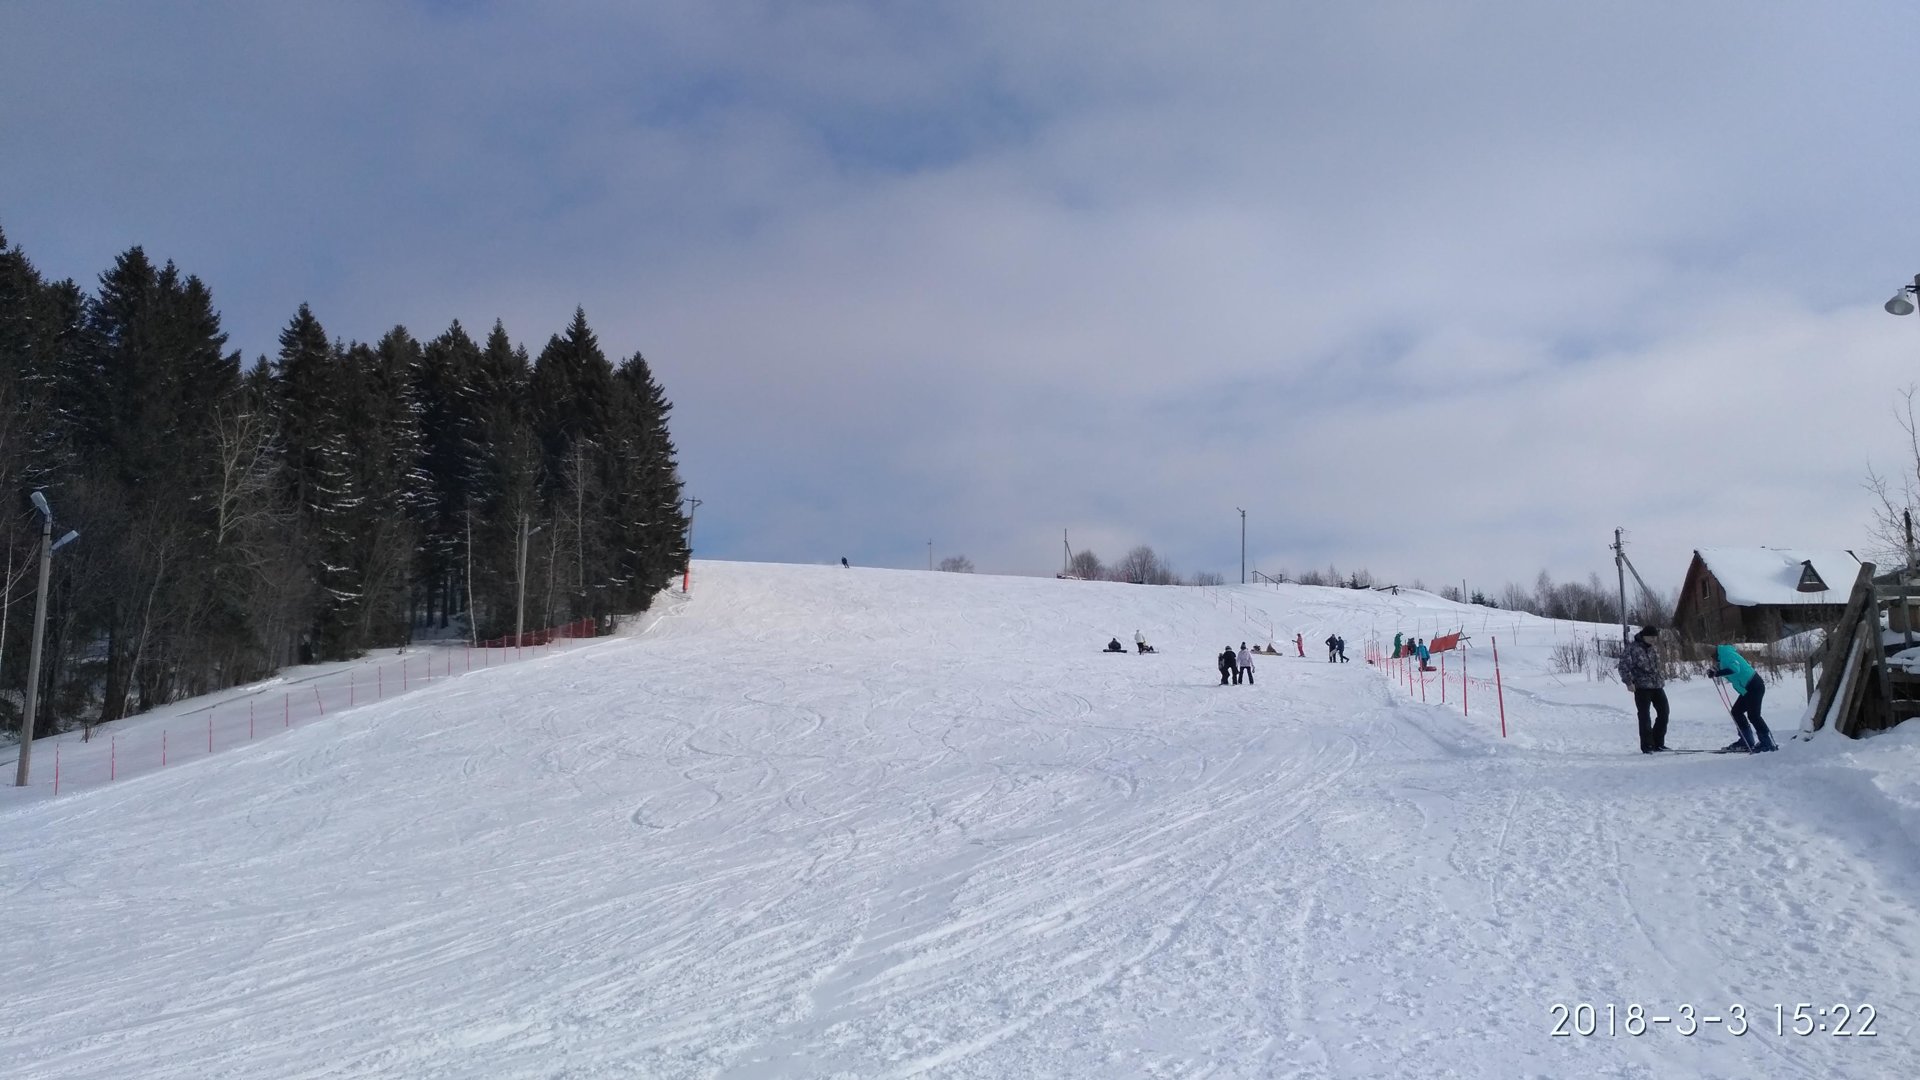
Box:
[1613,527,1629,643]
[1238,508,1247,584]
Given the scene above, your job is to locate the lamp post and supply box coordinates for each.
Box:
[514,514,544,646]
[17,491,79,788]
[682,497,701,592]
[1237,508,1246,584]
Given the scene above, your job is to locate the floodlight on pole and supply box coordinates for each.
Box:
[17,491,75,788]
[1886,274,1920,316]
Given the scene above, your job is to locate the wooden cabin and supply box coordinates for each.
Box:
[1672,547,1860,644]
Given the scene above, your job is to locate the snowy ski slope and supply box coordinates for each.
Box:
[4,560,1919,1079]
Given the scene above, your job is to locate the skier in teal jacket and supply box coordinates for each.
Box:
[1709,645,1778,752]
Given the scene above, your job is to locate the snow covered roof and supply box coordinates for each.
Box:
[1695,548,1861,607]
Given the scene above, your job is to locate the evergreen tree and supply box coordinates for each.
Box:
[415,321,481,629]
[609,350,687,611]
[1,226,693,736]
[528,308,617,621]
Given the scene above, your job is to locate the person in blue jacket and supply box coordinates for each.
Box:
[1709,644,1778,752]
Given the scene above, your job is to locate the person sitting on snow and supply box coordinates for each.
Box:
[1105,637,1126,653]
[1708,644,1778,753]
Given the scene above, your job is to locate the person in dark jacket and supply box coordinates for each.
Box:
[1336,636,1349,662]
[1709,644,1778,752]
[1105,637,1126,653]
[1615,626,1669,753]
[1218,646,1237,685]
[1325,634,1339,662]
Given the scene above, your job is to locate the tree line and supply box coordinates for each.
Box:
[1,227,687,739]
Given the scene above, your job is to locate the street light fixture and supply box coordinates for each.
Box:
[1886,274,1920,316]
[17,490,78,788]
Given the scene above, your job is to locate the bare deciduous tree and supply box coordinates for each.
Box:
[1865,385,1920,570]
[937,555,974,573]
[1067,550,1104,580]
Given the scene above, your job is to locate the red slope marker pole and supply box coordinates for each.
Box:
[1493,635,1508,738]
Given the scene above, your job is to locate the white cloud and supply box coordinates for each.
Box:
[6,1,1920,591]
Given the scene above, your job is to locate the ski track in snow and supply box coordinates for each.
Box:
[3,562,1919,1079]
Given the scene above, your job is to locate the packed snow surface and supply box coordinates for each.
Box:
[5,561,1920,1079]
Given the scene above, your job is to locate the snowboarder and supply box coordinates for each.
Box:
[1217,646,1236,685]
[1415,639,1431,670]
[1709,645,1778,752]
[1135,630,1153,654]
[1237,643,1255,685]
[1325,634,1339,662]
[1337,636,1349,662]
[1105,637,1126,653]
[1295,633,1305,657]
[841,557,849,568]
[1615,626,1670,753]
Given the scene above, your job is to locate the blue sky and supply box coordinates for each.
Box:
[6,1,1920,592]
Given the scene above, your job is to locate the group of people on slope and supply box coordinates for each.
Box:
[1218,643,1256,685]
[1104,631,1157,654]
[1390,633,1433,670]
[1323,634,1349,663]
[1615,625,1777,754]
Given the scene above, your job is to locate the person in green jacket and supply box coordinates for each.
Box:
[1708,645,1778,752]
[1392,632,1404,659]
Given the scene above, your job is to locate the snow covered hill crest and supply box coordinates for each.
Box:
[5,559,1919,1079]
